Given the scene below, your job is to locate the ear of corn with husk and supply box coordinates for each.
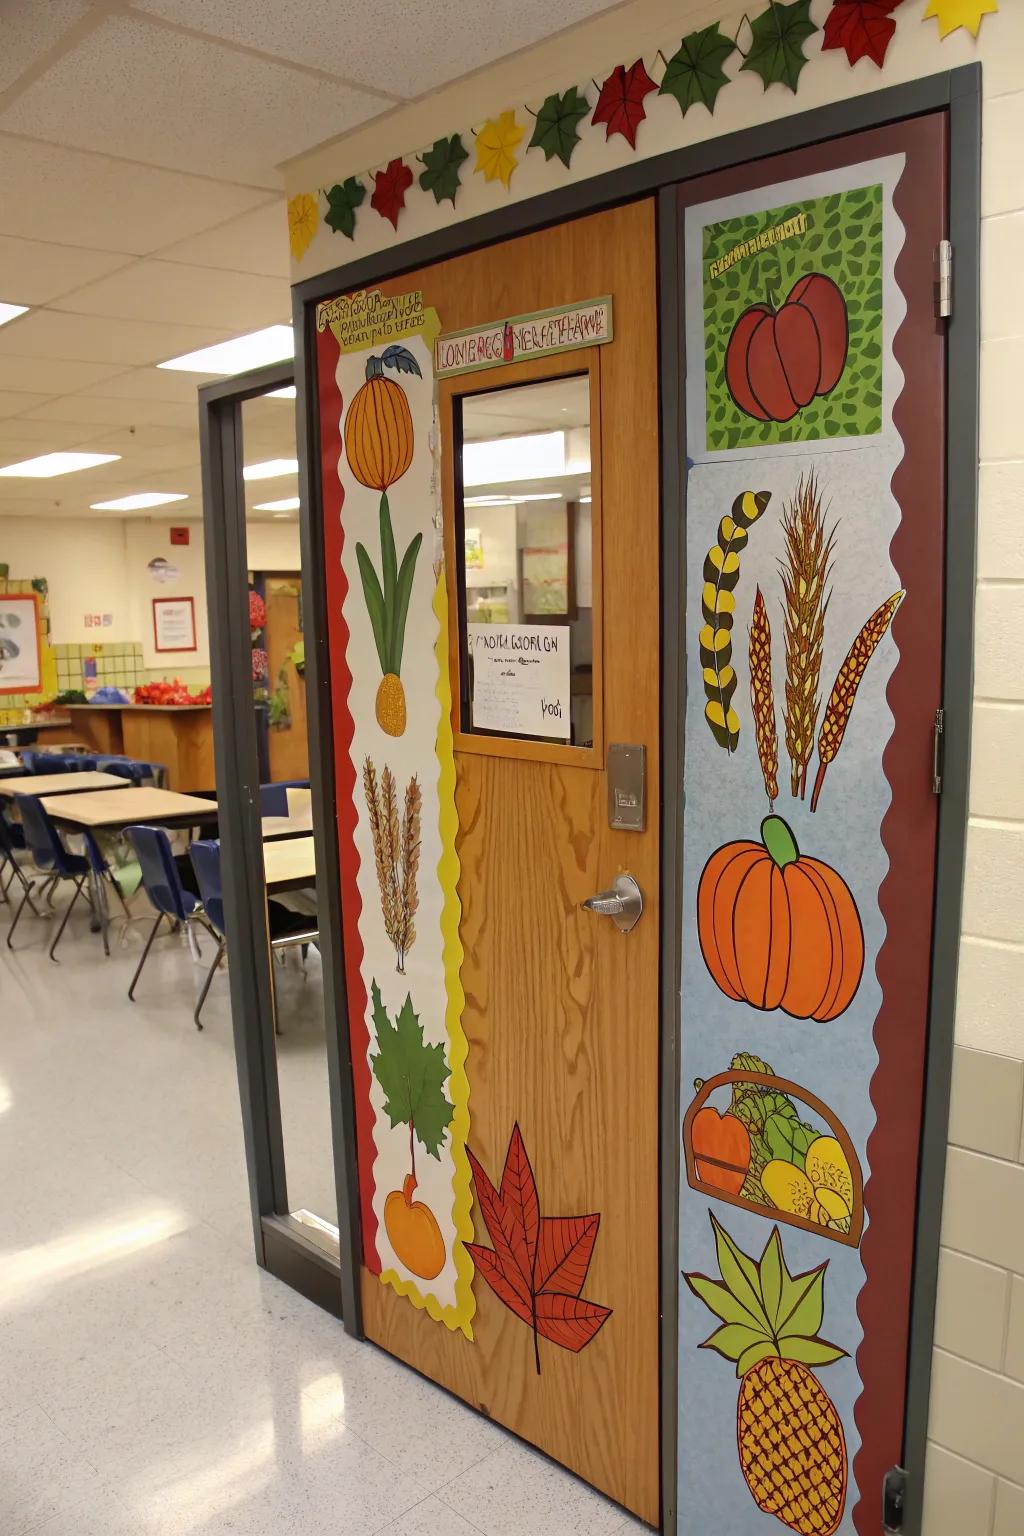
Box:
[811,590,904,812]
[779,472,835,800]
[363,756,421,972]
[700,490,771,752]
[748,586,779,809]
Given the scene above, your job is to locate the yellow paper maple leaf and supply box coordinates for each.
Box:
[474,110,524,190]
[922,0,998,38]
[288,192,318,262]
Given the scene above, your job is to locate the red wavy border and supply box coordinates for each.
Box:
[853,113,948,1530]
[315,323,380,1271]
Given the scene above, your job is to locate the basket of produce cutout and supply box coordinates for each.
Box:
[682,1053,864,1248]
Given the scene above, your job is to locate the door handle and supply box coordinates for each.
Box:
[581,873,643,934]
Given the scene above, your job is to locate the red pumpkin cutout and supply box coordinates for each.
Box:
[724,272,849,424]
[691,1107,751,1196]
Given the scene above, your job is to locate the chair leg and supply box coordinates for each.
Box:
[5,878,35,949]
[128,911,163,1000]
[193,939,225,1031]
[6,859,40,917]
[49,876,88,963]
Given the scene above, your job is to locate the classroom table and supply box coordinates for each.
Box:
[2,771,128,799]
[263,834,316,894]
[40,787,219,832]
[260,807,314,840]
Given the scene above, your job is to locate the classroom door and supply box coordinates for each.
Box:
[316,201,661,1522]
[263,574,308,783]
[673,116,947,1534]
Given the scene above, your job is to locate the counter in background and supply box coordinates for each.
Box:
[65,704,214,792]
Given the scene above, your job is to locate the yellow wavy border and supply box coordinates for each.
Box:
[378,572,475,1338]
[376,304,475,1338]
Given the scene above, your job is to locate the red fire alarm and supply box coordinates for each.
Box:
[169,526,190,546]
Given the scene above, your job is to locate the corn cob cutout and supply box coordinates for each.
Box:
[811,590,905,812]
[748,587,779,809]
[700,490,771,751]
[780,473,836,799]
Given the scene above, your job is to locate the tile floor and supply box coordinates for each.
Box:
[0,883,649,1535]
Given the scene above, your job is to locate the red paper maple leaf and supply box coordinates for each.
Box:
[371,157,414,230]
[591,59,658,150]
[466,1123,612,1373]
[822,0,905,67]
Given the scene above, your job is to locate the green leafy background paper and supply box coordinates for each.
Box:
[703,183,883,452]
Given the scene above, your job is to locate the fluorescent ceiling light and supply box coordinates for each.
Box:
[463,492,562,506]
[0,451,121,478]
[579,495,592,505]
[0,302,28,328]
[267,385,296,399]
[254,497,300,512]
[462,431,564,487]
[158,324,293,375]
[243,459,298,481]
[90,491,188,511]
[272,513,292,520]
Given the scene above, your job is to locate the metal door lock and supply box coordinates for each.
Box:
[581,873,643,933]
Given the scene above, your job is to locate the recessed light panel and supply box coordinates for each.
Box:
[0,452,121,478]
[90,492,189,511]
[158,324,294,375]
[0,302,28,328]
[243,459,298,481]
[267,386,296,399]
[254,497,300,511]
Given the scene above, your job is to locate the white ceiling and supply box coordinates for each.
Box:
[0,0,624,525]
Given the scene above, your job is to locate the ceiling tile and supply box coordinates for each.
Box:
[0,0,92,93]
[0,420,115,448]
[0,310,235,367]
[133,0,624,99]
[74,368,217,403]
[0,15,392,187]
[0,134,272,254]
[156,200,289,279]
[20,396,199,430]
[0,391,55,420]
[0,355,127,393]
[55,258,289,331]
[0,235,131,308]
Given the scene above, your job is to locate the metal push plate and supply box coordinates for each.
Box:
[607,743,645,831]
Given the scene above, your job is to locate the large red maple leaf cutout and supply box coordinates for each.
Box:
[371,157,414,230]
[592,59,658,150]
[822,0,905,67]
[465,1123,612,1373]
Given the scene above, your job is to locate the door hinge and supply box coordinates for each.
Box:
[933,707,945,794]
[883,1465,907,1534]
[936,240,953,319]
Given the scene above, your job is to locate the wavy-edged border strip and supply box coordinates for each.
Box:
[377,572,476,1338]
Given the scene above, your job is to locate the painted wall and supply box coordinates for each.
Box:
[284,2,1024,1529]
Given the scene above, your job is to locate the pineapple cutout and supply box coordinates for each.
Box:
[685,1213,848,1536]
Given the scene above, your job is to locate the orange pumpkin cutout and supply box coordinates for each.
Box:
[690,1106,751,1195]
[384,1173,446,1280]
[697,816,864,1022]
[344,346,419,492]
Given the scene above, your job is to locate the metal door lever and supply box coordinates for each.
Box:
[581,873,643,933]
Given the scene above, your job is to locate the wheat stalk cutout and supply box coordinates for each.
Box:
[810,590,905,812]
[779,472,835,800]
[363,756,421,972]
[748,586,779,810]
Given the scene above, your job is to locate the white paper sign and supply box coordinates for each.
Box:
[470,623,571,739]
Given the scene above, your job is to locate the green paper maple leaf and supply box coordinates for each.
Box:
[419,134,469,206]
[660,24,737,116]
[528,85,590,169]
[370,982,453,1160]
[741,0,818,93]
[324,176,366,239]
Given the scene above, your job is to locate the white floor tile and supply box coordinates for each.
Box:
[435,1439,638,1536]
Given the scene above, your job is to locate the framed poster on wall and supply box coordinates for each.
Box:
[0,592,42,694]
[152,596,197,654]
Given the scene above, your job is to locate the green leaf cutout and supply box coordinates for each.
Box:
[660,24,736,116]
[379,494,399,673]
[736,1337,780,1378]
[419,134,469,206]
[355,543,388,673]
[701,1322,772,1364]
[379,344,422,378]
[528,86,590,169]
[370,983,453,1159]
[711,1213,771,1332]
[759,1227,784,1331]
[741,0,818,93]
[684,1272,768,1332]
[775,1262,826,1342]
[776,1334,848,1369]
[391,531,423,679]
[324,176,366,239]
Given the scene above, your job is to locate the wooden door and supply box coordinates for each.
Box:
[264,574,308,783]
[316,202,660,1523]
[673,116,947,1535]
